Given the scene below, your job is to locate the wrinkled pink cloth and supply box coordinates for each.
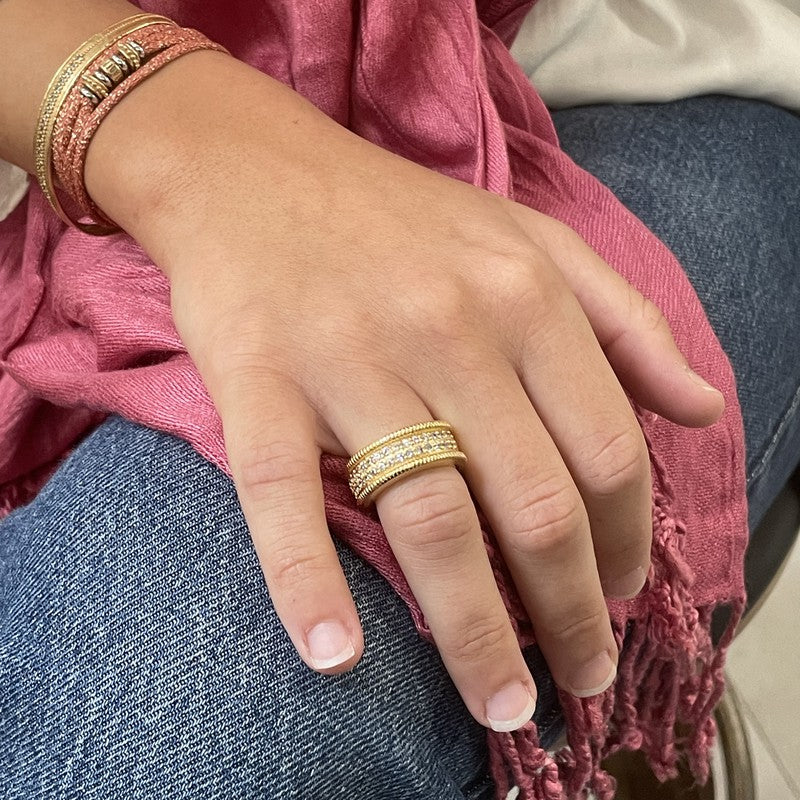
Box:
[0,1,748,797]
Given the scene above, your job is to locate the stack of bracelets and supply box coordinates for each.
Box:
[34,13,228,235]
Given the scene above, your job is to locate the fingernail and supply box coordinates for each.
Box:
[485,681,537,732]
[684,364,723,394]
[306,620,355,669]
[567,651,617,698]
[602,566,647,600]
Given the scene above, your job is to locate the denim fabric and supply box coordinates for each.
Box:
[2,95,799,799]
[0,417,517,800]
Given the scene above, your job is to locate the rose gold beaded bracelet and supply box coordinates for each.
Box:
[35,15,229,235]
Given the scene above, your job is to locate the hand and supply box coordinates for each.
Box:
[86,51,724,732]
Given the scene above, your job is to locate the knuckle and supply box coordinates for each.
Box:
[583,426,649,499]
[442,613,510,663]
[480,253,538,298]
[492,253,556,309]
[389,474,474,552]
[268,543,330,591]
[637,295,671,338]
[480,254,563,351]
[548,606,609,647]
[201,304,297,384]
[397,281,472,345]
[507,478,587,555]
[209,345,294,402]
[203,309,268,369]
[235,439,311,502]
[223,359,276,396]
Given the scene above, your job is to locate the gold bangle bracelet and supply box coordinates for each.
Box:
[33,13,177,228]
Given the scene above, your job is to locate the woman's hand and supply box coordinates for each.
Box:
[87,51,724,732]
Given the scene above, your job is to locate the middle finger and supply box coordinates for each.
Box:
[425,353,620,698]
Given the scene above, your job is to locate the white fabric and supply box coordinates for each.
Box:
[0,160,28,222]
[3,1,800,223]
[510,0,800,111]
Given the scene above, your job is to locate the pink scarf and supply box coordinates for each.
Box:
[0,2,748,797]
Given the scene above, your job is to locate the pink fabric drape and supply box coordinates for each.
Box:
[0,2,748,797]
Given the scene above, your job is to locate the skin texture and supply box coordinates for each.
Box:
[1,4,725,733]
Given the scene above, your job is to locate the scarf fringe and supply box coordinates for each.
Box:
[487,600,744,800]
[487,444,745,800]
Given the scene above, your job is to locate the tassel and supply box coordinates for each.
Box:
[485,462,743,799]
[488,724,565,800]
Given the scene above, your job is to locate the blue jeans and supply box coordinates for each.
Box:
[2,96,799,799]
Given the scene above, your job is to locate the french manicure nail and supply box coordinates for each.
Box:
[306,620,355,669]
[602,565,647,600]
[567,651,617,698]
[485,681,537,732]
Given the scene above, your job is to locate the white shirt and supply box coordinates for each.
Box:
[0,159,27,222]
[509,0,800,111]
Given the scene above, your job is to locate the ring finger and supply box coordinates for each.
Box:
[317,368,540,732]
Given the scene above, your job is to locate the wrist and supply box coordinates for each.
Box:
[83,48,338,260]
[83,48,237,238]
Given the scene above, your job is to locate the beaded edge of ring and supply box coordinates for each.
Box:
[33,14,177,232]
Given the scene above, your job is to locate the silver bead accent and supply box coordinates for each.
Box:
[117,41,141,70]
[78,36,149,107]
[110,53,131,75]
[82,74,109,99]
[93,70,114,88]
[80,86,101,106]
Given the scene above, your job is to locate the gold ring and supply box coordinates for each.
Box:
[346,420,467,506]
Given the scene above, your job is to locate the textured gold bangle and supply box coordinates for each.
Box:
[33,13,177,227]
